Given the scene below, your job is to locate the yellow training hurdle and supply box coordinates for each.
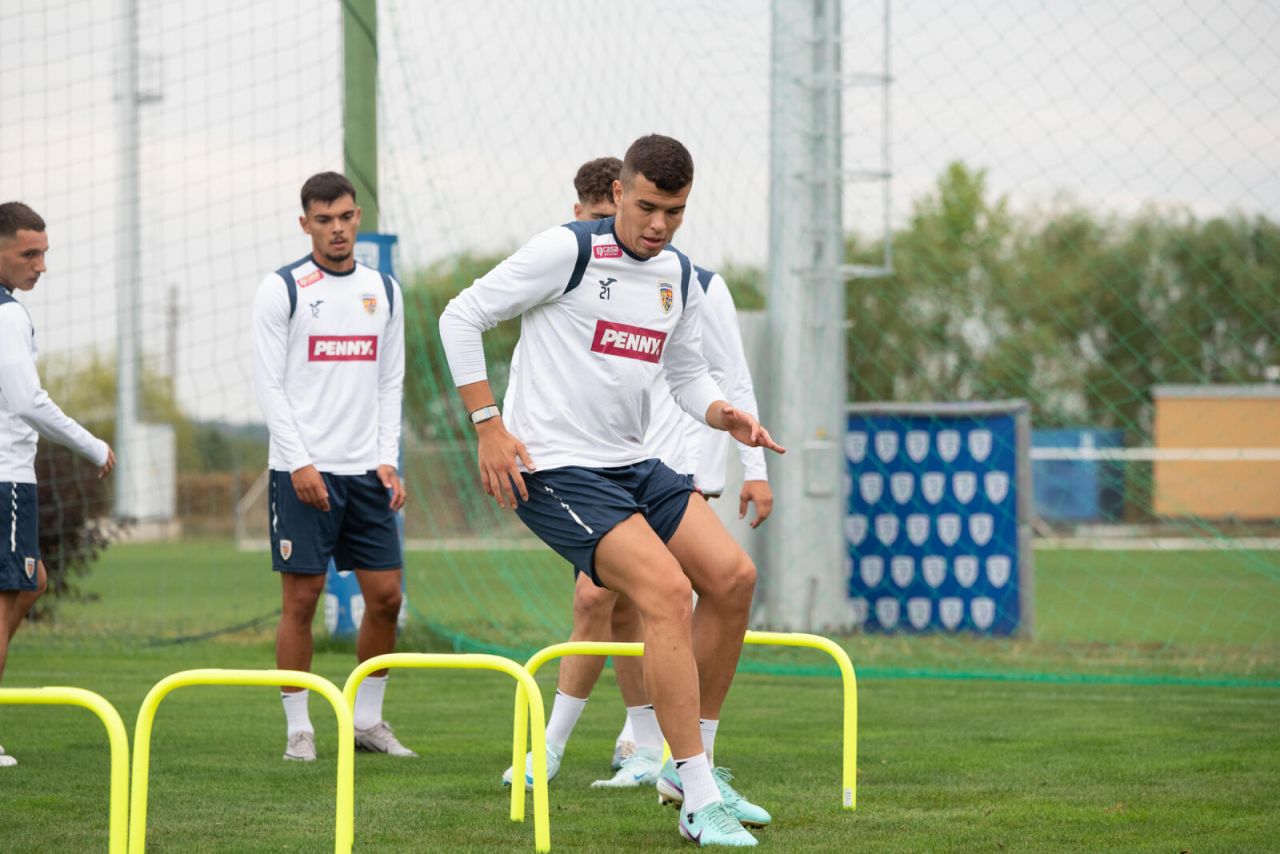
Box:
[0,686,130,853]
[521,630,858,810]
[128,669,354,854]
[343,653,551,853]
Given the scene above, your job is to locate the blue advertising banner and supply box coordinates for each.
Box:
[845,409,1023,636]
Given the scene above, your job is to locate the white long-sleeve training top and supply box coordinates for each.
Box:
[251,256,404,474]
[643,267,767,494]
[0,286,109,482]
[439,218,724,472]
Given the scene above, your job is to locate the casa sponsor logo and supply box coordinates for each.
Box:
[279,539,293,561]
[845,432,868,463]
[659,282,674,313]
[874,431,899,463]
[907,597,932,629]
[297,269,324,288]
[24,557,36,579]
[362,293,378,315]
[859,472,883,504]
[309,335,378,361]
[592,243,622,259]
[590,320,667,363]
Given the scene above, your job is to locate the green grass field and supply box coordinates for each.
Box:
[2,541,1277,850]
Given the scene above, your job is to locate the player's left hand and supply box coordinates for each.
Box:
[378,464,406,512]
[712,403,786,455]
[739,479,773,528]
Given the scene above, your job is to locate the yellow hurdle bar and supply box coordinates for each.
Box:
[0,686,130,853]
[744,630,858,809]
[128,669,354,854]
[521,632,858,811]
[343,653,551,853]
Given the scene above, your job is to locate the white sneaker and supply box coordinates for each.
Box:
[354,721,418,757]
[283,731,316,761]
[591,746,662,788]
[610,738,636,770]
[502,742,563,790]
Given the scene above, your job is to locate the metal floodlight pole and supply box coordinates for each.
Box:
[113,0,141,519]
[343,0,379,230]
[762,0,849,631]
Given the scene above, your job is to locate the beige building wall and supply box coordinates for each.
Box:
[1153,385,1280,519]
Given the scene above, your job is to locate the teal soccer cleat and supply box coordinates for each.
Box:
[502,742,563,790]
[657,759,772,828]
[678,800,759,847]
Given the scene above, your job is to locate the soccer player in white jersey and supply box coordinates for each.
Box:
[441,135,783,847]
[251,173,414,762]
[502,160,774,822]
[0,202,115,768]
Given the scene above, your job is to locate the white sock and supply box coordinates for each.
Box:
[627,704,663,752]
[546,691,588,751]
[281,689,313,737]
[617,714,635,744]
[675,752,722,813]
[700,718,719,765]
[353,674,388,731]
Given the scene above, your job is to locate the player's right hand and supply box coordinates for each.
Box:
[99,445,116,479]
[291,464,330,512]
[475,418,534,510]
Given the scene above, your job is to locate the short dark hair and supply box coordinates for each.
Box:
[620,135,694,193]
[0,202,46,239]
[574,157,623,204]
[300,172,356,212]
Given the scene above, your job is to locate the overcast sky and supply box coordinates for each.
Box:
[2,0,1276,422]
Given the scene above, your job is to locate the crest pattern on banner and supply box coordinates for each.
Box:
[905,430,930,462]
[844,515,867,546]
[907,597,932,629]
[922,556,947,588]
[860,556,884,587]
[921,472,946,504]
[936,429,961,462]
[845,432,867,463]
[891,556,914,588]
[984,470,1010,503]
[875,597,900,629]
[859,472,884,504]
[986,555,1012,587]
[953,471,977,505]
[874,431,899,463]
[937,513,961,546]
[875,514,899,546]
[971,597,996,630]
[906,513,930,546]
[954,555,979,587]
[890,472,914,504]
[968,429,993,462]
[940,597,964,629]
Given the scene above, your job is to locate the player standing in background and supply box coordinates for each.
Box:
[502,158,774,831]
[0,202,115,768]
[441,135,783,847]
[251,173,414,762]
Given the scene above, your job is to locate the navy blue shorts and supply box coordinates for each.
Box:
[268,470,401,574]
[514,459,696,587]
[1,482,40,592]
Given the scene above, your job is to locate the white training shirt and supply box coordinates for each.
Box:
[0,286,109,483]
[439,218,724,472]
[251,256,404,475]
[643,268,767,494]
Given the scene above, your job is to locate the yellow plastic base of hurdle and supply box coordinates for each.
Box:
[128,669,354,854]
[0,686,130,853]
[344,653,551,853]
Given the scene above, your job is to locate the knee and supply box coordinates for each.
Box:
[34,566,47,598]
[704,553,757,604]
[640,571,694,627]
[364,585,403,622]
[571,583,616,640]
[281,586,321,622]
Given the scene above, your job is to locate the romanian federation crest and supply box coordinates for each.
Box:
[279,539,293,561]
[361,293,378,315]
[24,557,36,579]
[891,556,915,588]
[954,555,979,588]
[659,283,674,313]
[859,556,884,588]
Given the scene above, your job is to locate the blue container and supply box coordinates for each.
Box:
[1031,429,1125,522]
